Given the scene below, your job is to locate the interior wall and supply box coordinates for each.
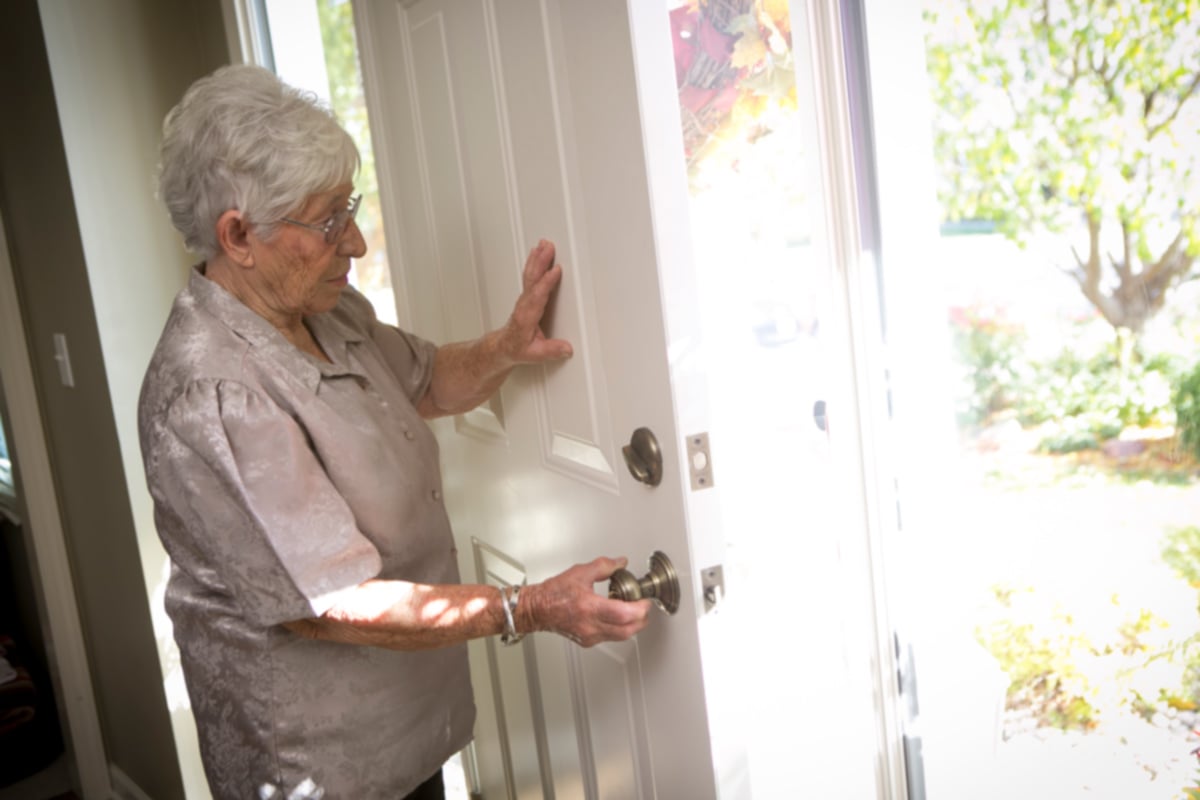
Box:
[0,0,228,797]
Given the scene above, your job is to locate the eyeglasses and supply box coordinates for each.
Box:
[280,194,362,244]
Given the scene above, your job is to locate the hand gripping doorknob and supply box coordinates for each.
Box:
[608,551,680,615]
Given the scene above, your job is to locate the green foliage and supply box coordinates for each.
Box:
[978,578,1200,735]
[316,0,389,288]
[1159,526,1200,704]
[1176,361,1200,461]
[1159,525,1200,798]
[977,584,1101,730]
[948,305,1030,426]
[924,0,1200,334]
[949,307,1179,438]
[925,0,1200,240]
[1019,346,1177,450]
[1162,526,1200,591]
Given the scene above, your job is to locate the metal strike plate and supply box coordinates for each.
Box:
[686,432,714,491]
[701,565,724,612]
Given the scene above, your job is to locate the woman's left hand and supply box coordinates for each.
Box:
[496,239,573,366]
[418,238,574,418]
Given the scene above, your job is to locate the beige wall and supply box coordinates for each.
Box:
[0,0,228,796]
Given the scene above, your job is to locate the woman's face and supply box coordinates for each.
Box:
[250,182,366,319]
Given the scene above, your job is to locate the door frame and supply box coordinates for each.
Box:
[348,0,914,797]
[791,1,910,798]
[225,0,918,797]
[0,213,111,796]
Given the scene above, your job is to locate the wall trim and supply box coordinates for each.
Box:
[110,763,155,800]
[220,0,272,67]
[0,218,111,795]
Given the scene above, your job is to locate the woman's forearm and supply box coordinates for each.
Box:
[415,333,513,419]
[282,558,652,651]
[284,579,509,650]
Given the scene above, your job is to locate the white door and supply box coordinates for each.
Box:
[355,1,729,798]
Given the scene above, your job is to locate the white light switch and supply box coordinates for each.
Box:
[52,333,75,388]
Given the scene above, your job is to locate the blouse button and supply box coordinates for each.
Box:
[432,489,442,501]
[405,430,416,441]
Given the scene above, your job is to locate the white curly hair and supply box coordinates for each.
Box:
[157,64,360,260]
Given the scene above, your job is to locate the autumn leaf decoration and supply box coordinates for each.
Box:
[671,0,798,171]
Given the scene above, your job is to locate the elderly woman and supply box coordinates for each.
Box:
[138,64,651,800]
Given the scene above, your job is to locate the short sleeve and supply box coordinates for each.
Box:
[371,322,438,403]
[157,379,382,627]
[338,287,438,403]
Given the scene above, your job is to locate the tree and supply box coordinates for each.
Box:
[924,0,1200,343]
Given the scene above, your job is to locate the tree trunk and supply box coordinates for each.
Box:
[1071,216,1195,342]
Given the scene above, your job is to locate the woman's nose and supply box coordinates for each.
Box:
[338,219,367,258]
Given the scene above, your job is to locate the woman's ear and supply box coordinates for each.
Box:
[215,209,255,267]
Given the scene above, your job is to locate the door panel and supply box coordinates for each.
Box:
[356,1,721,798]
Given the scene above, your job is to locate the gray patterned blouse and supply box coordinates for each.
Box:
[138,268,475,799]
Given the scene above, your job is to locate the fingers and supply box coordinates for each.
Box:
[571,557,651,646]
[521,336,573,362]
[501,239,573,365]
[513,261,563,320]
[578,598,652,647]
[578,555,629,583]
[530,557,654,648]
[523,239,556,289]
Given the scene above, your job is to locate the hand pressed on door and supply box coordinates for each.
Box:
[416,238,573,418]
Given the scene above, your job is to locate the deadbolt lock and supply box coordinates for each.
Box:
[622,427,663,487]
[608,551,680,615]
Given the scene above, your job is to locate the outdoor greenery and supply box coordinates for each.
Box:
[316,0,390,293]
[948,304,1029,426]
[928,5,1200,792]
[925,0,1200,342]
[1177,360,1200,461]
[977,525,1200,735]
[948,305,1189,453]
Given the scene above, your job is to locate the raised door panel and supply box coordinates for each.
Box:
[401,0,618,480]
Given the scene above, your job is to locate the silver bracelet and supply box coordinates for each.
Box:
[500,583,524,646]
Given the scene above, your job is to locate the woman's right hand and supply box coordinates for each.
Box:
[519,557,653,647]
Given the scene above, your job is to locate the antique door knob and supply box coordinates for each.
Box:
[608,551,680,615]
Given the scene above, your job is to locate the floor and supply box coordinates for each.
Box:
[0,756,73,800]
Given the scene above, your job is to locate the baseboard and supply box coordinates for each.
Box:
[109,765,154,800]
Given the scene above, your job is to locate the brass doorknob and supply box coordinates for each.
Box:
[608,551,680,615]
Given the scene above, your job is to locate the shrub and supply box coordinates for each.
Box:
[1019,346,1177,432]
[949,306,1183,440]
[1158,526,1200,711]
[977,584,1101,732]
[948,305,1029,427]
[1176,362,1200,461]
[1162,525,1200,589]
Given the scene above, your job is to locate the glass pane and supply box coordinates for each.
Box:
[263,0,398,325]
[667,1,866,796]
